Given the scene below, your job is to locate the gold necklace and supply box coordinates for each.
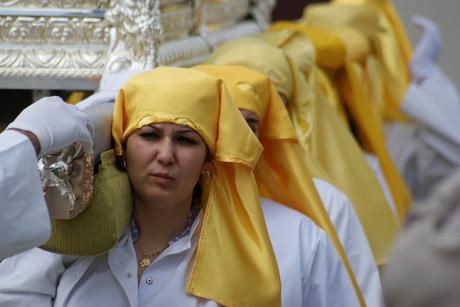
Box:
[136,242,168,268]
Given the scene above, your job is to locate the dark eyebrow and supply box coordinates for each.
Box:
[176,128,200,137]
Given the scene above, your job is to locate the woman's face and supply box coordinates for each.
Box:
[125,122,210,210]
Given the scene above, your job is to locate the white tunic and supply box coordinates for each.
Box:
[385,65,460,200]
[313,178,384,307]
[385,121,458,200]
[0,130,50,260]
[0,199,359,307]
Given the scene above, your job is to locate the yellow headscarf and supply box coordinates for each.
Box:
[264,25,351,124]
[207,36,399,267]
[333,0,413,65]
[112,66,281,306]
[205,43,369,306]
[306,1,412,120]
[193,65,358,291]
[299,5,413,219]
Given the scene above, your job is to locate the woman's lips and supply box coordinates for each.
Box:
[150,173,175,185]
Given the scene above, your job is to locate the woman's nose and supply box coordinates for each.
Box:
[156,139,175,165]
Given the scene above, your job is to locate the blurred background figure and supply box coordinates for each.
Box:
[386,15,460,200]
[383,168,460,307]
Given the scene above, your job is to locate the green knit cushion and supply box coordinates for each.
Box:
[41,149,132,255]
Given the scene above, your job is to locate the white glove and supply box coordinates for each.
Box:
[403,66,460,151]
[410,15,443,82]
[7,96,94,156]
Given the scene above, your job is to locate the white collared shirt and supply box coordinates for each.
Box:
[313,178,385,307]
[0,199,359,307]
[0,130,50,260]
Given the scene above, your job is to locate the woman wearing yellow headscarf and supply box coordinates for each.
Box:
[194,64,383,307]
[0,67,281,306]
[262,25,397,215]
[298,4,413,219]
[206,37,399,268]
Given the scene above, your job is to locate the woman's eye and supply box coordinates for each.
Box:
[177,136,198,145]
[140,132,160,140]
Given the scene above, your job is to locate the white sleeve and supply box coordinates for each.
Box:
[0,131,50,260]
[384,121,459,200]
[0,248,64,307]
[302,219,360,307]
[421,123,460,166]
[313,178,384,307]
[402,65,460,149]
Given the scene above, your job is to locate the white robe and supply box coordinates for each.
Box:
[0,198,359,307]
[385,65,460,200]
[0,130,50,260]
[313,178,384,307]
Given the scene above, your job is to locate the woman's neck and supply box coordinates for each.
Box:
[132,195,192,252]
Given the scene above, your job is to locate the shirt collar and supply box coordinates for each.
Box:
[129,206,201,244]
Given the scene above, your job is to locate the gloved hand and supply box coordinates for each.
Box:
[410,15,443,82]
[7,96,94,156]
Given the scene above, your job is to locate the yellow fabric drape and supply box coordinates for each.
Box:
[112,67,281,306]
[67,92,86,105]
[298,9,413,218]
[206,38,328,182]
[211,34,399,267]
[267,23,349,123]
[333,0,413,64]
[307,1,412,120]
[339,61,412,219]
[194,63,366,306]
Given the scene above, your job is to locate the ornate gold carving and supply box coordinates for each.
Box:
[0,0,276,85]
[0,0,110,9]
[161,2,193,41]
[0,48,106,78]
[106,0,162,71]
[207,0,249,29]
[0,16,109,44]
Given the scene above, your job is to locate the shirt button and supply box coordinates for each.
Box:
[126,272,133,279]
[146,277,153,285]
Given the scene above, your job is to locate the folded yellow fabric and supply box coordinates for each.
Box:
[41,149,133,255]
[267,24,349,125]
[311,1,412,120]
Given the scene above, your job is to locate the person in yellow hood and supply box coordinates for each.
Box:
[194,63,383,306]
[0,67,281,306]
[299,3,413,220]
[205,36,399,269]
